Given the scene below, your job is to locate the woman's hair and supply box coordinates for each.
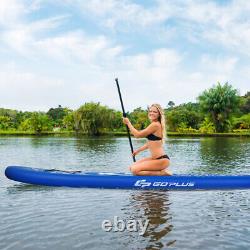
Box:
[149,103,166,142]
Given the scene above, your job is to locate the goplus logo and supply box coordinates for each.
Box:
[134,179,195,188]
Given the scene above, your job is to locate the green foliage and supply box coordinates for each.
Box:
[180,102,200,112]
[167,101,175,108]
[0,109,34,129]
[74,102,114,135]
[129,107,149,130]
[0,108,18,117]
[166,104,202,131]
[0,116,12,130]
[19,112,53,133]
[0,109,18,129]
[111,111,124,131]
[19,119,32,131]
[198,82,240,132]
[232,114,250,129]
[0,85,248,135]
[47,105,71,126]
[62,112,74,130]
[239,92,250,114]
[175,122,199,133]
[199,117,216,133]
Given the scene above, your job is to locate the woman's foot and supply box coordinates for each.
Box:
[160,169,172,176]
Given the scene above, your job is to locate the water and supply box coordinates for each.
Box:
[0,136,250,250]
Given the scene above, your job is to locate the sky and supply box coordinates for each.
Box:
[0,0,250,112]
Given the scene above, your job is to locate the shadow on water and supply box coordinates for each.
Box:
[195,137,250,174]
[6,183,58,194]
[122,190,175,249]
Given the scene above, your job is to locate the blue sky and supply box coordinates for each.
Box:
[0,0,249,111]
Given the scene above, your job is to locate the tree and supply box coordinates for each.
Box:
[232,114,250,129]
[199,117,215,133]
[110,111,124,131]
[165,102,202,131]
[62,112,74,130]
[166,108,201,131]
[129,107,149,130]
[198,82,240,132]
[240,92,250,114]
[27,112,53,133]
[167,101,175,108]
[74,102,114,135]
[0,116,11,130]
[47,105,68,126]
[0,108,18,129]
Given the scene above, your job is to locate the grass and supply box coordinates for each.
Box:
[166,132,250,137]
[0,130,249,137]
[0,130,75,136]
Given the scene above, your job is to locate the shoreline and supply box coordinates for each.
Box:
[0,130,250,137]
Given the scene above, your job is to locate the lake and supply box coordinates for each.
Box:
[0,136,250,250]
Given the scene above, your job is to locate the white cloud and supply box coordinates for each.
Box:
[0,0,249,111]
[34,31,124,67]
[176,0,250,55]
[80,0,250,55]
[0,63,65,111]
[0,0,25,27]
[75,0,173,30]
[201,55,238,74]
[1,15,70,55]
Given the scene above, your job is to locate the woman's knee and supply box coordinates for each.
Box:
[164,159,170,168]
[130,165,139,175]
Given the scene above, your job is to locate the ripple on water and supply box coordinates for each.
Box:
[0,136,250,249]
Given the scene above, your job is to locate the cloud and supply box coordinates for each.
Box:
[1,15,70,55]
[0,0,25,27]
[74,0,174,31]
[35,31,123,66]
[0,2,123,65]
[2,0,250,57]
[175,0,250,55]
[72,0,250,55]
[201,55,238,75]
[0,63,66,111]
[0,0,249,112]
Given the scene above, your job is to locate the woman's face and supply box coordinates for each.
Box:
[148,106,160,122]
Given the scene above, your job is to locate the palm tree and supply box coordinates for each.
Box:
[198,82,240,132]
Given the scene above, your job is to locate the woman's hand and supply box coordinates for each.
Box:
[122,117,130,125]
[132,149,140,157]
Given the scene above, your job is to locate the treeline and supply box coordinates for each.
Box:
[0,83,249,135]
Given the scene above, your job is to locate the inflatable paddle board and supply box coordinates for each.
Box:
[5,166,250,190]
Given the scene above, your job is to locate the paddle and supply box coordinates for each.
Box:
[115,78,136,162]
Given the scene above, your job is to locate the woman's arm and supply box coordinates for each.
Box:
[123,118,158,138]
[133,143,148,156]
[137,143,149,152]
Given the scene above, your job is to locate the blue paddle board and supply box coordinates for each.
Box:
[5,166,250,190]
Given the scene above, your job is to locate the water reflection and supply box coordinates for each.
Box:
[197,137,250,174]
[122,190,175,249]
[74,136,117,154]
[1,136,250,250]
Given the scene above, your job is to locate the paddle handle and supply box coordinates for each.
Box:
[115,78,136,162]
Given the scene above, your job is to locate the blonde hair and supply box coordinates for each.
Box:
[150,103,166,142]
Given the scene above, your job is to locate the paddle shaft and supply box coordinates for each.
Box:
[115,78,136,162]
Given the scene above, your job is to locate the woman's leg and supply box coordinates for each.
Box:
[130,159,171,176]
[132,157,153,164]
[128,157,152,171]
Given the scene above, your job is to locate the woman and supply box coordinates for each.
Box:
[122,104,172,176]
